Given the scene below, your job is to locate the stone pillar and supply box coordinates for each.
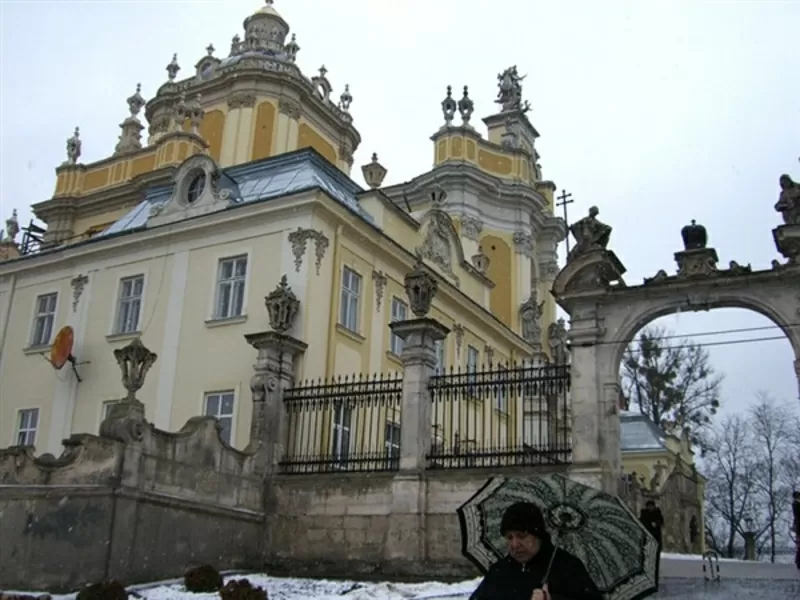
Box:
[244,274,307,474]
[245,331,307,473]
[743,530,756,561]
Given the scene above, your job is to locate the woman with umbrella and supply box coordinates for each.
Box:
[469,501,602,600]
[459,474,660,600]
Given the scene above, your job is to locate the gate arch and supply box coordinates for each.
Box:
[552,191,800,493]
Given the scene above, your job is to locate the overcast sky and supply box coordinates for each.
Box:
[1,0,798,416]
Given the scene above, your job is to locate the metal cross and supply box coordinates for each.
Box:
[556,189,574,255]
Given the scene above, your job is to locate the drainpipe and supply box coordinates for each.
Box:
[0,272,18,376]
[324,224,343,378]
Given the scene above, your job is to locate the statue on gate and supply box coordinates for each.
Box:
[775,174,800,225]
[568,206,612,261]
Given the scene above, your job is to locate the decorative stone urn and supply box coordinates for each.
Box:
[404,258,439,317]
[114,337,158,402]
[265,275,300,334]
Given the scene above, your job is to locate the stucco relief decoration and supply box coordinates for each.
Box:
[548,318,569,364]
[372,270,388,311]
[278,99,301,120]
[227,93,256,109]
[288,227,329,275]
[538,260,560,280]
[773,174,800,264]
[471,246,490,274]
[70,274,89,312]
[460,215,483,241]
[416,188,463,283]
[264,275,300,334]
[520,289,545,347]
[452,323,465,358]
[513,230,534,258]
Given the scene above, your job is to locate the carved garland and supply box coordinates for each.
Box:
[71,274,89,312]
[372,270,388,311]
[452,323,465,358]
[288,227,330,275]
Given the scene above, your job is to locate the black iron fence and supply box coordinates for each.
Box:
[427,362,572,469]
[279,373,403,474]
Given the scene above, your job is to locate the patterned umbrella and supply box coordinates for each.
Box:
[457,474,658,600]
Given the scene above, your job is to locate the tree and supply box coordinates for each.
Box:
[621,325,723,449]
[703,413,758,558]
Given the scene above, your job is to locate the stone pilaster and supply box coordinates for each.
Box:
[390,317,450,472]
[244,331,307,474]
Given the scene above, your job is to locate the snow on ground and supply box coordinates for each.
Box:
[662,552,745,563]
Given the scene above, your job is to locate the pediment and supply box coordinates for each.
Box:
[147,154,235,228]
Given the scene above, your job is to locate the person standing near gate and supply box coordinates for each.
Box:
[639,500,664,589]
[793,491,800,570]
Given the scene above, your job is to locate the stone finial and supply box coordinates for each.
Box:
[458,85,474,125]
[114,338,158,402]
[127,83,146,118]
[265,275,300,334]
[3,209,19,242]
[115,84,146,155]
[230,34,242,55]
[166,53,180,82]
[681,219,707,250]
[404,258,439,318]
[362,153,387,189]
[776,174,800,226]
[441,85,456,125]
[471,246,490,274]
[189,94,205,135]
[63,126,82,165]
[339,84,353,112]
[284,33,299,62]
[206,43,215,56]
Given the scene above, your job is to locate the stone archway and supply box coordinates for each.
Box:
[551,193,800,493]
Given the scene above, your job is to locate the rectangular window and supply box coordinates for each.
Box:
[434,340,445,374]
[114,275,144,334]
[331,401,352,466]
[339,267,361,332]
[31,293,57,347]
[16,408,39,446]
[389,297,408,355]
[215,256,247,319]
[204,391,235,444]
[385,421,401,467]
[523,412,550,448]
[466,345,479,394]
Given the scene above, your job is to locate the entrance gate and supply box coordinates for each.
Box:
[551,175,800,492]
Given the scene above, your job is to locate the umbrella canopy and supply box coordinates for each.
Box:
[457,473,658,600]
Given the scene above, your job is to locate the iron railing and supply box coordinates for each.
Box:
[427,362,572,469]
[279,373,403,474]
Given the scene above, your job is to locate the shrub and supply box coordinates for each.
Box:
[184,564,223,593]
[219,578,267,600]
[75,581,127,600]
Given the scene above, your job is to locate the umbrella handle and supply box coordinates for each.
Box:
[542,545,558,586]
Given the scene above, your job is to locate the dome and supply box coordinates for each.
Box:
[680,219,707,250]
[245,0,289,29]
[242,0,290,53]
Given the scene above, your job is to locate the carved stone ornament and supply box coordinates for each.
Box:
[441,85,457,125]
[227,93,256,109]
[148,154,233,228]
[520,290,545,346]
[362,153,387,189]
[774,224,800,264]
[278,98,301,120]
[496,66,531,114]
[538,260,560,280]
[64,126,81,166]
[674,220,719,278]
[70,273,89,312]
[114,338,158,402]
[562,251,627,293]
[484,345,495,365]
[372,269,388,311]
[471,246,490,274]
[404,258,439,318]
[265,275,300,334]
[513,230,534,257]
[416,189,461,281]
[568,206,612,263]
[460,215,483,241]
[288,227,330,275]
[452,323,465,358]
[776,174,800,226]
[548,318,569,365]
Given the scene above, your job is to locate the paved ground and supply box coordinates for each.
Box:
[656,556,800,598]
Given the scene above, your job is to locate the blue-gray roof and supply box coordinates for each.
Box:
[620,411,668,452]
[101,147,371,237]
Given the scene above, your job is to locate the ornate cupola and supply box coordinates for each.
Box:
[242,0,290,52]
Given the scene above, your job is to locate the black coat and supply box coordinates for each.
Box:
[469,541,603,600]
[639,507,664,545]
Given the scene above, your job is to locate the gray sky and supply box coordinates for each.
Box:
[1,0,798,416]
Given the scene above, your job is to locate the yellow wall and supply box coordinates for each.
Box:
[432,130,535,183]
[297,122,337,165]
[481,234,513,327]
[251,101,276,161]
[199,109,226,162]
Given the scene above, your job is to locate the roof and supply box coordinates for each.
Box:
[101,147,373,238]
[620,411,668,453]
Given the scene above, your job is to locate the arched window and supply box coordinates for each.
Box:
[187,173,205,204]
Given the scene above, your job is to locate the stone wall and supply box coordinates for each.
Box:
[0,416,263,592]
[264,466,565,581]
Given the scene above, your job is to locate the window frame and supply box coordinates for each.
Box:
[29,291,59,348]
[331,399,353,468]
[203,390,237,445]
[212,254,249,321]
[15,408,40,447]
[389,296,408,355]
[339,266,362,333]
[113,274,145,335]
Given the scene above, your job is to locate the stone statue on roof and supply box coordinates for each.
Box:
[496,66,531,113]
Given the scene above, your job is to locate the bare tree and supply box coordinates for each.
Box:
[621,325,723,450]
[703,413,758,557]
[749,392,799,563]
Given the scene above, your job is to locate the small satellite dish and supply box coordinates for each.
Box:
[49,325,83,382]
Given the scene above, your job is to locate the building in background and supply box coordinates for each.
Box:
[0,1,565,455]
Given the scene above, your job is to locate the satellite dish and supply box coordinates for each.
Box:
[49,325,83,382]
